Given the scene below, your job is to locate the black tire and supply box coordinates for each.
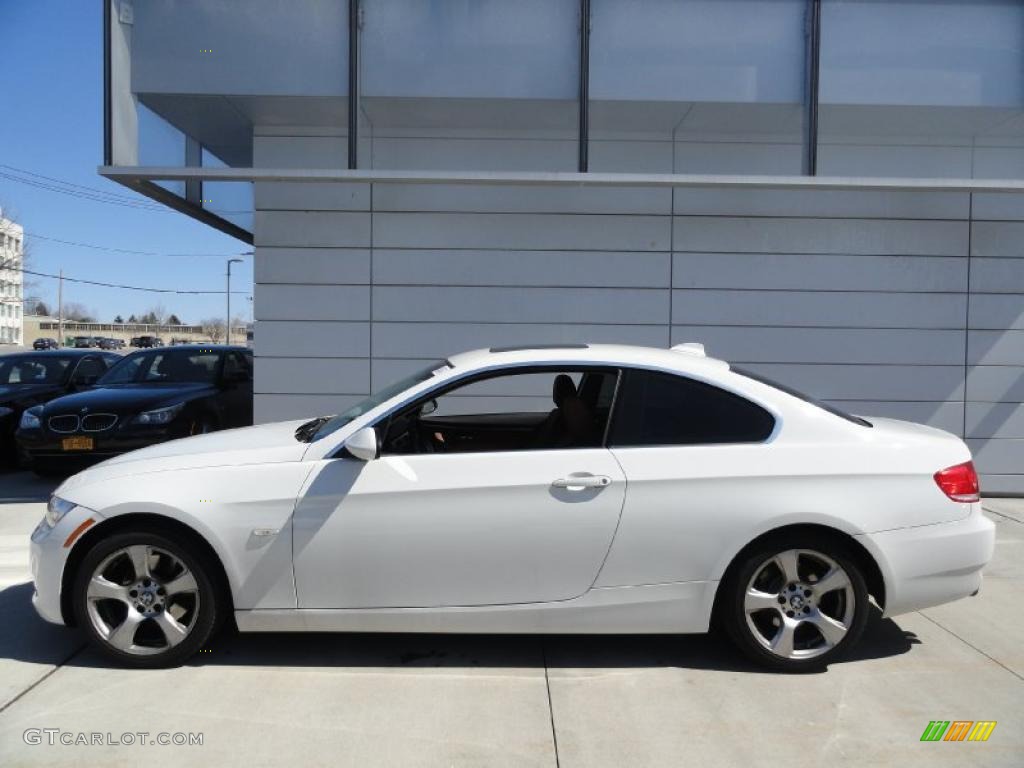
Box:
[73,530,220,668]
[720,533,870,672]
[190,413,218,436]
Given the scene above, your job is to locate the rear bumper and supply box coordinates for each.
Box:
[858,507,995,617]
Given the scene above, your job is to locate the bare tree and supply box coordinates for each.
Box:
[200,316,225,343]
[63,302,96,322]
[147,304,168,325]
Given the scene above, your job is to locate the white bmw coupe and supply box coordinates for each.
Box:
[30,343,994,670]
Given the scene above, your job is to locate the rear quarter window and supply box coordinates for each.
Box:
[609,369,776,447]
[732,367,872,428]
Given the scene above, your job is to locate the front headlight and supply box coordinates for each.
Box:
[132,402,184,426]
[45,496,76,528]
[0,406,12,419]
[20,406,42,430]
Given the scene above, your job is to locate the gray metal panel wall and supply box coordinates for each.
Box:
[251,138,1023,492]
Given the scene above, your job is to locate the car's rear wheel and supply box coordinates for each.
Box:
[73,531,219,668]
[721,535,869,671]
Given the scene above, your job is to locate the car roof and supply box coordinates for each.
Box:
[121,344,248,353]
[4,348,100,357]
[446,343,730,376]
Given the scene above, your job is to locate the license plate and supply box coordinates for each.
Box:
[61,437,94,451]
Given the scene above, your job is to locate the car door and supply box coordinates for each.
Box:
[292,367,627,609]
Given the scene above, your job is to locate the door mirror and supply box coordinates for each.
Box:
[420,398,438,417]
[343,426,379,461]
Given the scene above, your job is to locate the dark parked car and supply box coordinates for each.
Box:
[32,338,60,350]
[135,335,164,348]
[73,336,99,348]
[17,345,253,475]
[0,350,120,465]
[98,337,125,350]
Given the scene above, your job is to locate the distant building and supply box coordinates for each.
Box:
[0,211,24,346]
[22,315,247,348]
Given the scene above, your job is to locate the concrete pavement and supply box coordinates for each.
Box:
[0,478,1021,766]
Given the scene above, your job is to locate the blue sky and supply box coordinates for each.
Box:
[0,0,253,325]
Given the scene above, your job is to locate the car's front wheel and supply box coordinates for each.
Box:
[73,531,220,668]
[721,535,870,671]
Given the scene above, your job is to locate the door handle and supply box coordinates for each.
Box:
[552,474,612,490]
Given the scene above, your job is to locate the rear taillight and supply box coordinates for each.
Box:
[934,461,980,503]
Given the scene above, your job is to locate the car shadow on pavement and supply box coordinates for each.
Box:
[0,469,61,503]
[0,580,918,674]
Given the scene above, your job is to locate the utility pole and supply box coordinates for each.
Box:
[58,268,64,347]
[226,257,242,345]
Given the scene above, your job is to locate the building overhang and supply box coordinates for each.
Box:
[99,166,1024,195]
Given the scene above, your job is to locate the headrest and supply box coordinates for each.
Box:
[552,374,576,407]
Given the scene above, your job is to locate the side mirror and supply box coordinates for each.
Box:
[342,426,379,462]
[420,399,438,416]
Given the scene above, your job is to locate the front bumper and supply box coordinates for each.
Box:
[30,504,104,626]
[18,425,182,466]
[858,506,996,617]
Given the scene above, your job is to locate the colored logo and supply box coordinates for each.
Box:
[920,721,996,742]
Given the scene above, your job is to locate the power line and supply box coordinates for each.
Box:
[1,164,167,204]
[0,164,252,215]
[0,168,167,212]
[0,261,249,296]
[23,231,252,259]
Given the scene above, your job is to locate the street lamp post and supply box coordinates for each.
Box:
[226,257,242,345]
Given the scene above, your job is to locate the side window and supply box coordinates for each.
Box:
[608,369,775,447]
[71,357,106,384]
[380,368,620,456]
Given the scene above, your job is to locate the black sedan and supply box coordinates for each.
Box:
[16,345,253,475]
[32,338,60,350]
[0,350,120,465]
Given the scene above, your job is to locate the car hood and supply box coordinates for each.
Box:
[57,418,312,491]
[39,383,214,416]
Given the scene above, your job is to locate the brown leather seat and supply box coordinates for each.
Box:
[533,374,597,448]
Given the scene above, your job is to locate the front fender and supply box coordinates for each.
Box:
[61,461,313,610]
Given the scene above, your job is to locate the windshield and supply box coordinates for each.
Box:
[99,349,223,385]
[0,355,73,386]
[306,360,451,442]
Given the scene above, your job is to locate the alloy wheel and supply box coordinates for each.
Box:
[743,548,856,661]
[85,544,201,656]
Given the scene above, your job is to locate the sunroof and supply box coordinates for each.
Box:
[488,343,590,353]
